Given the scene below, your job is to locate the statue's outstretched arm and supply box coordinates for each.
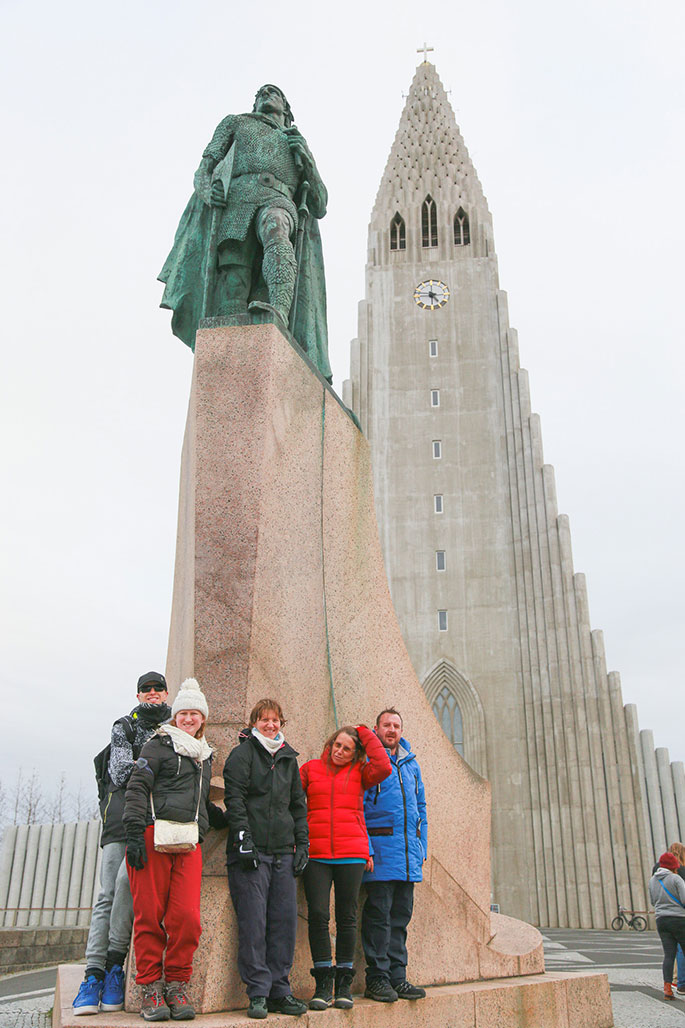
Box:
[284,127,327,218]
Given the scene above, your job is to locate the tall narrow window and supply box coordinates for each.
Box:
[436,550,446,571]
[432,686,464,755]
[390,211,406,251]
[454,207,470,246]
[422,195,438,248]
[434,494,443,514]
[438,610,448,631]
[432,440,442,459]
[429,339,438,357]
[431,389,440,407]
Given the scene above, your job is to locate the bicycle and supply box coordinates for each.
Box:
[611,906,647,931]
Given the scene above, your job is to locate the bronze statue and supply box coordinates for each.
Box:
[159,85,331,380]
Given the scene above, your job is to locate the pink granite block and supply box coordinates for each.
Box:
[474,977,568,1028]
[564,971,613,1028]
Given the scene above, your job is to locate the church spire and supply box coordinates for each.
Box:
[372,62,489,227]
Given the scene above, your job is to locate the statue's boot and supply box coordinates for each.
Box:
[259,240,297,328]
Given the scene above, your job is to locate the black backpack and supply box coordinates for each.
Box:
[94,715,136,803]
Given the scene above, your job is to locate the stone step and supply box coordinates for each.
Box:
[55,963,613,1028]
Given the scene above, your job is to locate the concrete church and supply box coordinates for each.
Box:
[343,59,684,928]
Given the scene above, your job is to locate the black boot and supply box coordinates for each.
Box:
[334,967,355,1009]
[309,967,335,1010]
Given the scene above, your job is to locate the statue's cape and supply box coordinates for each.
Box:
[158,193,330,381]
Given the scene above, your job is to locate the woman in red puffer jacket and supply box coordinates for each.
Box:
[300,724,391,1011]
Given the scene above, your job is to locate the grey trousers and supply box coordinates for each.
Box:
[85,842,133,970]
[227,854,297,999]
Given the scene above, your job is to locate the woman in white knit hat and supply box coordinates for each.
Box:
[124,678,227,1021]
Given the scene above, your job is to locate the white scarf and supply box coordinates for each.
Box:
[159,723,212,762]
[251,726,285,756]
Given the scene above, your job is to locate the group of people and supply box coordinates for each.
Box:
[72,673,428,1021]
[649,842,685,1001]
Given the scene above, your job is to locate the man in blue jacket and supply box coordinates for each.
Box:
[361,708,428,1002]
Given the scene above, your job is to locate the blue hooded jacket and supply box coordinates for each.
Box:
[362,736,427,882]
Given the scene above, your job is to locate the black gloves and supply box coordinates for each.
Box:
[293,844,309,877]
[126,835,147,871]
[237,830,260,871]
[208,802,228,830]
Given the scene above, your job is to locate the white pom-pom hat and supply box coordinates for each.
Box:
[171,678,209,720]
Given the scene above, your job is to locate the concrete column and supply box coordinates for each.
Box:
[28,823,53,926]
[5,825,29,928]
[656,748,680,846]
[66,821,88,927]
[53,822,76,927]
[78,820,101,927]
[0,826,17,926]
[672,762,685,841]
[42,823,64,927]
[641,730,666,857]
[624,704,656,871]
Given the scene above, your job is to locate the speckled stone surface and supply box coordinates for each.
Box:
[54,964,614,1027]
[121,324,609,1021]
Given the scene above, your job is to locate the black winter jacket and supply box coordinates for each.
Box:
[223,732,308,857]
[123,734,214,843]
[100,703,172,846]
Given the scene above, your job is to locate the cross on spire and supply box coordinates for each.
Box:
[417,42,434,63]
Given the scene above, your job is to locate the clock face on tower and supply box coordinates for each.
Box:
[413,279,450,310]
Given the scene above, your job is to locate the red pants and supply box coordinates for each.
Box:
[127,825,202,984]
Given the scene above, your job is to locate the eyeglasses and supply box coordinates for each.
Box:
[139,683,166,694]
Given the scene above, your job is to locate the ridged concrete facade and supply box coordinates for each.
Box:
[343,62,661,927]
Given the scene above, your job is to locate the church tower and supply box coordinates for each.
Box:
[344,60,653,927]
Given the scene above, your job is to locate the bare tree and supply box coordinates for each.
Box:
[71,781,99,822]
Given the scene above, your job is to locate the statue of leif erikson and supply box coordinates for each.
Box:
[159,84,331,381]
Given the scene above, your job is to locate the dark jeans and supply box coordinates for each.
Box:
[656,916,685,983]
[302,860,365,965]
[227,854,297,999]
[361,880,414,985]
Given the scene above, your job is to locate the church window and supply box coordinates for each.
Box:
[436,550,446,571]
[438,610,448,631]
[454,207,470,246]
[432,685,464,755]
[390,212,406,251]
[422,195,438,248]
[429,339,438,357]
[434,494,443,514]
[432,440,442,459]
[431,389,440,407]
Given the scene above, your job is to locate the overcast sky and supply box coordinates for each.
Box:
[1,0,683,802]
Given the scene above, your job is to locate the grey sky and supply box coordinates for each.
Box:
[1,0,683,799]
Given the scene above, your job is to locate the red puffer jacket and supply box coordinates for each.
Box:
[300,725,391,859]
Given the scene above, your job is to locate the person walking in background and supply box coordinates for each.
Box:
[361,708,427,1003]
[72,672,172,1017]
[648,851,685,1001]
[650,842,685,997]
[223,699,309,1019]
[124,679,226,1021]
[299,725,391,1010]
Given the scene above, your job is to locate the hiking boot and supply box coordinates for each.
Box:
[73,974,104,1015]
[247,997,268,1019]
[165,981,195,1020]
[266,994,307,1015]
[393,980,426,1000]
[309,967,335,1009]
[364,978,398,1002]
[101,964,125,1011]
[141,980,171,1021]
[665,982,676,1000]
[334,967,355,1009]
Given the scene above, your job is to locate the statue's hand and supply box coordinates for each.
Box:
[210,180,228,208]
[284,126,313,168]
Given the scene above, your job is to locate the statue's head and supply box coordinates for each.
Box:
[253,84,293,127]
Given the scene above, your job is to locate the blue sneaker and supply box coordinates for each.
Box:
[73,974,104,1015]
[101,964,125,1011]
